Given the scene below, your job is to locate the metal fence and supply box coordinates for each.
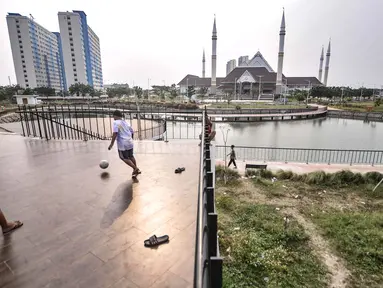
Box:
[194,110,223,288]
[16,105,206,141]
[216,145,383,166]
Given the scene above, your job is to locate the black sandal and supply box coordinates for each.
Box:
[175,167,185,174]
[144,235,169,247]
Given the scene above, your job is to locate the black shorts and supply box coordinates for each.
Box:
[118,149,134,160]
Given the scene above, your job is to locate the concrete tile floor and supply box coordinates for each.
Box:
[0,135,199,288]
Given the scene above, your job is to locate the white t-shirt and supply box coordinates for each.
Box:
[113,119,134,150]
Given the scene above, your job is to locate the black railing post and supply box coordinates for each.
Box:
[210,257,223,288]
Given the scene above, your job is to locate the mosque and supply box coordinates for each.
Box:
[178,10,331,100]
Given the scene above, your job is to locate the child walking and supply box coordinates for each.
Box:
[227,145,237,168]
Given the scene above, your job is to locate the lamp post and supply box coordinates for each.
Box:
[148,78,151,99]
[305,80,311,106]
[257,75,264,100]
[283,78,288,105]
[220,125,231,184]
[186,78,189,100]
[234,78,237,100]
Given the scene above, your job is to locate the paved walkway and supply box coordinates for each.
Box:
[0,135,198,288]
[216,159,383,174]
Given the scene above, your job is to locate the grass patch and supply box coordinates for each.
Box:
[216,165,241,186]
[311,211,383,287]
[253,169,383,194]
[208,102,305,109]
[217,193,328,288]
[330,102,383,112]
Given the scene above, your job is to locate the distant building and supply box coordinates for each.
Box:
[226,59,236,75]
[178,9,328,98]
[6,13,66,91]
[58,11,103,90]
[238,56,249,66]
[177,75,224,95]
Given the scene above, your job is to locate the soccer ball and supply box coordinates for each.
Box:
[99,160,109,169]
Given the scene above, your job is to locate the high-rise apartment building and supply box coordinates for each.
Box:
[58,10,103,90]
[226,59,236,75]
[238,56,249,66]
[6,13,66,91]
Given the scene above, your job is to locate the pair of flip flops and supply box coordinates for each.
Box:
[175,167,185,174]
[144,234,169,247]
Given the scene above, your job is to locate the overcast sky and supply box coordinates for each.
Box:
[0,0,382,88]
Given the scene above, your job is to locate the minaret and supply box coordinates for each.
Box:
[211,16,217,95]
[202,49,206,78]
[323,39,331,86]
[318,46,324,82]
[276,9,286,95]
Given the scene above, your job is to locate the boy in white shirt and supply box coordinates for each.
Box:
[108,110,141,177]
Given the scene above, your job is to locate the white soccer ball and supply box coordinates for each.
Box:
[99,160,109,169]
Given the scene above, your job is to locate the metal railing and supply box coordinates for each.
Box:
[194,110,223,288]
[216,145,383,166]
[16,105,207,141]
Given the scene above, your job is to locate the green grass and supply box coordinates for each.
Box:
[217,194,328,288]
[330,102,383,112]
[208,102,305,109]
[310,211,383,287]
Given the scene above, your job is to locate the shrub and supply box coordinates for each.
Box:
[245,169,260,177]
[305,171,328,185]
[275,169,294,180]
[215,165,240,183]
[260,169,274,179]
[364,171,383,184]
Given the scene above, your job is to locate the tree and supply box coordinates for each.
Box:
[69,83,94,96]
[187,86,195,99]
[34,86,55,96]
[0,85,21,101]
[293,90,306,103]
[169,84,178,100]
[198,87,208,97]
[106,86,131,97]
[22,88,34,95]
[133,86,143,99]
[152,85,169,100]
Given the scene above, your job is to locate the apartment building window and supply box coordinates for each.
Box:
[16,20,19,23]
[23,65,26,68]
[68,22,71,25]
[70,43,73,47]
[73,68,77,72]
[19,40,22,44]
[21,55,24,58]
[19,45,23,49]
[72,58,75,62]
[20,50,24,54]
[70,38,73,41]
[74,73,77,77]
[71,53,75,57]
[16,25,20,29]
[69,32,72,36]
[71,48,74,52]
[23,70,27,73]
[18,35,21,39]
[17,30,20,33]
[26,84,29,87]
[68,27,72,31]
